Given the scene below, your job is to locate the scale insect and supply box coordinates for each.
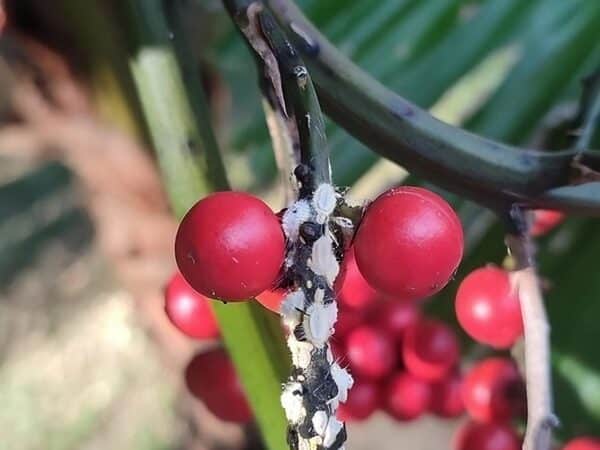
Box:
[312,183,338,225]
[308,234,340,286]
[282,199,313,242]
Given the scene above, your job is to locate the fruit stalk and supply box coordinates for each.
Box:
[506,227,557,450]
[223,2,350,448]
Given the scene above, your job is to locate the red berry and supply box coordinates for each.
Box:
[334,308,366,340]
[402,318,459,381]
[185,349,252,423]
[335,248,379,311]
[562,437,600,450]
[369,300,419,342]
[255,289,286,313]
[430,370,465,418]
[462,357,525,422]
[456,267,523,349]
[354,186,463,300]
[175,192,284,301]
[384,371,431,421]
[330,339,346,361]
[337,379,380,422]
[530,209,564,237]
[346,325,396,380]
[455,421,521,450]
[165,272,219,340]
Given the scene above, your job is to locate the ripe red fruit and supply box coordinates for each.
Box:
[164,272,219,340]
[369,300,419,342]
[402,318,459,381]
[255,289,286,313]
[455,266,523,349]
[330,339,346,361]
[175,191,285,301]
[384,371,431,421]
[335,248,379,311]
[430,370,465,418]
[455,421,521,450]
[531,209,564,237]
[185,348,252,423]
[337,379,380,422]
[562,437,600,450]
[354,186,463,301]
[462,357,525,422]
[346,325,396,380]
[334,308,365,340]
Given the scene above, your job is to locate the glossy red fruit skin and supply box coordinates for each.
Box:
[369,300,419,342]
[255,289,286,313]
[384,371,431,421]
[346,325,397,380]
[337,379,380,422]
[185,349,252,423]
[455,421,521,450]
[165,272,219,340]
[456,267,523,349]
[402,319,460,381]
[531,209,564,237]
[562,437,600,450]
[175,192,285,301]
[462,357,525,422]
[354,186,464,301]
[335,248,379,311]
[430,370,465,418]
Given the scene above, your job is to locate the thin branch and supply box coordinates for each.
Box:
[506,213,558,450]
[264,0,600,214]
[223,2,349,448]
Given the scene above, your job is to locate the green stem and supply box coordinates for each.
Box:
[262,0,600,214]
[118,2,289,449]
[258,9,330,187]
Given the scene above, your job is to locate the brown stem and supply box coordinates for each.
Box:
[506,233,558,450]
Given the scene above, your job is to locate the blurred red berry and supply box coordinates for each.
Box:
[384,371,431,421]
[530,209,564,237]
[456,266,523,349]
[337,379,380,422]
[330,339,346,361]
[562,437,600,450]
[462,357,525,422]
[165,272,219,340]
[369,300,419,342]
[175,192,284,301]
[455,421,521,450]
[430,370,465,418]
[255,289,286,313]
[335,248,379,311]
[347,325,396,380]
[354,186,464,301]
[335,308,366,340]
[402,318,460,381]
[185,348,252,423]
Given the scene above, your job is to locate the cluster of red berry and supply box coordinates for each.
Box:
[164,187,596,449]
[330,251,527,450]
[165,272,252,423]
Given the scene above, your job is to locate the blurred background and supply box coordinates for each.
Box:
[0,0,599,449]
